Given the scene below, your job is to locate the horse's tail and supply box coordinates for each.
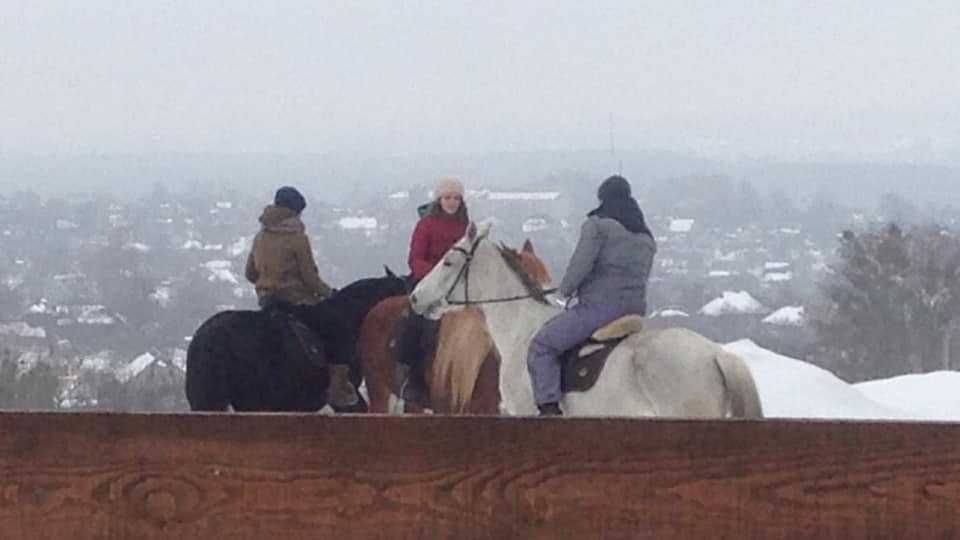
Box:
[713,351,763,419]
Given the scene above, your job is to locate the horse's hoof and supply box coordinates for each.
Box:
[329,385,360,408]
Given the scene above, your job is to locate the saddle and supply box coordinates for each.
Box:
[265,307,328,374]
[561,315,645,393]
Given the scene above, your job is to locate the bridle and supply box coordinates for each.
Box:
[443,239,557,306]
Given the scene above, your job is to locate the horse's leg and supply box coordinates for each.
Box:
[359,305,401,414]
[360,339,392,413]
[185,325,231,412]
[466,347,501,415]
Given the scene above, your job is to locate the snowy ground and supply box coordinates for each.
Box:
[347,339,960,421]
[726,339,960,422]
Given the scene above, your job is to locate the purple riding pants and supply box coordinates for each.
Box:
[527,299,645,406]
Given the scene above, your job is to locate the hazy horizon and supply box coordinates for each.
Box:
[3,1,959,162]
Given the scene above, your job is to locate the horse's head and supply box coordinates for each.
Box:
[410,220,492,319]
[410,221,552,319]
[516,239,552,288]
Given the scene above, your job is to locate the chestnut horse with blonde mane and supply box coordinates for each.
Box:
[359,239,552,414]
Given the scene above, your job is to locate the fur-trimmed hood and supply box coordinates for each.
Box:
[258,205,305,234]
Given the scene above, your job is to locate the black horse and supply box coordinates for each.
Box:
[185,267,406,412]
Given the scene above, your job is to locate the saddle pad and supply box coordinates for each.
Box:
[561,338,623,393]
[591,315,645,342]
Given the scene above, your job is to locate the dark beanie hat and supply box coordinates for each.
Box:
[274,186,306,213]
[597,175,631,202]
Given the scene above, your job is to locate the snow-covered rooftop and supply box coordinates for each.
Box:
[762,306,804,326]
[123,242,151,253]
[151,286,172,308]
[700,291,766,316]
[522,218,549,233]
[77,305,115,325]
[115,353,156,383]
[763,271,793,282]
[55,219,79,230]
[228,237,250,258]
[338,217,378,230]
[486,192,560,201]
[669,219,695,233]
[0,321,46,338]
[653,309,690,318]
[203,260,239,284]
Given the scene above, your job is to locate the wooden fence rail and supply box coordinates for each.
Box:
[1,412,959,539]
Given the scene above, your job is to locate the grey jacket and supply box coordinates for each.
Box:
[559,216,657,312]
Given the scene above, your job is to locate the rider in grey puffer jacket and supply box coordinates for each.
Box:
[528,175,657,416]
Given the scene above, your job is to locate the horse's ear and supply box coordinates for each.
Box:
[467,221,478,241]
[384,265,396,278]
[522,239,535,254]
[476,220,492,241]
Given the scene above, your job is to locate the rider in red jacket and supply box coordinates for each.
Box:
[408,200,470,281]
[398,177,469,403]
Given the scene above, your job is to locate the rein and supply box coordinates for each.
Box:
[443,241,557,306]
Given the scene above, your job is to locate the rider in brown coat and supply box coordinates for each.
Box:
[245,187,354,407]
[245,186,333,306]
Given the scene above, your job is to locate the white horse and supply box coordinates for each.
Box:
[409,221,763,418]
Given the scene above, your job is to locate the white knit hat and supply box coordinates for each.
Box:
[434,177,465,198]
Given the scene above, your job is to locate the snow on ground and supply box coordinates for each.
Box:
[855,372,960,421]
[726,339,960,421]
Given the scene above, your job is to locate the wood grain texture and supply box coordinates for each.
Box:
[1,412,959,539]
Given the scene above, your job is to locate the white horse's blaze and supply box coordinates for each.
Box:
[411,222,764,418]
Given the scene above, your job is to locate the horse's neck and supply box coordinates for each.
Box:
[481,299,557,415]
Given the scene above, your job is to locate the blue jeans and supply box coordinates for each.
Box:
[527,300,644,405]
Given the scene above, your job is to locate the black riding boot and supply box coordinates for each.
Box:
[395,311,428,404]
[537,402,563,416]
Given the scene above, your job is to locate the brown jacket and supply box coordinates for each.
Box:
[245,205,333,305]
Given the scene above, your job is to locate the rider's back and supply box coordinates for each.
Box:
[560,216,656,312]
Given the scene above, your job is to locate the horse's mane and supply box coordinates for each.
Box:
[495,244,551,305]
[429,308,494,413]
[295,273,405,331]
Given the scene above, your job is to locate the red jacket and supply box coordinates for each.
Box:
[408,214,469,280]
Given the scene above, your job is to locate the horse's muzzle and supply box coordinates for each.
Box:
[409,293,427,315]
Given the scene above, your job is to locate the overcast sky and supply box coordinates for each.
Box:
[2,1,959,159]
